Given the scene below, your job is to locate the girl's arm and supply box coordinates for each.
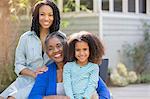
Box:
[83,65,99,98]
[63,63,74,99]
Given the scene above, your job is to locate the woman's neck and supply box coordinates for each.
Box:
[40,28,48,52]
[40,28,49,36]
[56,62,64,70]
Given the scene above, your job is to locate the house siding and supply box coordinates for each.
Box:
[62,13,150,68]
[61,16,99,35]
[102,13,150,68]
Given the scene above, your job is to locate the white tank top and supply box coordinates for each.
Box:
[57,83,66,95]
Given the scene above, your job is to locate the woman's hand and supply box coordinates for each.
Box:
[35,65,48,75]
[20,68,37,78]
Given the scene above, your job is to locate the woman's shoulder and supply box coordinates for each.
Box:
[20,31,35,39]
[18,31,36,43]
[37,63,56,78]
[46,62,57,69]
[37,62,56,77]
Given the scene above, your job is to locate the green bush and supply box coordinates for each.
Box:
[123,23,150,75]
[139,74,150,83]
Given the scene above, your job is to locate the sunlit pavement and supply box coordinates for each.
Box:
[109,84,150,99]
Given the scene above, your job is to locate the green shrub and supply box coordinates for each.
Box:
[123,23,150,75]
[140,74,150,83]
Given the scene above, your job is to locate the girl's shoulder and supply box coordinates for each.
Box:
[88,62,99,69]
[65,61,75,65]
[88,62,98,66]
[64,62,75,68]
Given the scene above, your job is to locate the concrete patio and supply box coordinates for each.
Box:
[109,84,150,99]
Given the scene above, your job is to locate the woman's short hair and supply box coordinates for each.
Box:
[68,31,105,64]
[31,0,60,38]
[45,31,68,63]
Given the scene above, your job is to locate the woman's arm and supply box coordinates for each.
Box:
[96,77,111,99]
[15,34,48,78]
[20,65,48,78]
[28,71,48,99]
[20,68,37,78]
[14,35,29,76]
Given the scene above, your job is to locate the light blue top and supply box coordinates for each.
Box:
[15,31,49,76]
[63,61,99,99]
[0,31,50,98]
[29,62,111,99]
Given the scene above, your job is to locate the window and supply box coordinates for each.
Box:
[128,0,135,12]
[114,0,122,12]
[102,0,109,11]
[80,0,93,11]
[63,0,93,12]
[63,0,75,12]
[139,0,146,13]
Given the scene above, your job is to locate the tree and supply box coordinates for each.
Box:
[0,0,16,91]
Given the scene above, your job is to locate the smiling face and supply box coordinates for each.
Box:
[46,37,64,64]
[39,5,54,29]
[75,41,90,66]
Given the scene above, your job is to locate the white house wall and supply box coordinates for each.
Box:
[62,12,150,69]
[102,12,150,68]
[61,15,99,35]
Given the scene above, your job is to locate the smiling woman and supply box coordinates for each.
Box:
[39,5,54,29]
[45,32,67,64]
[28,31,111,99]
[28,31,69,99]
[0,0,61,99]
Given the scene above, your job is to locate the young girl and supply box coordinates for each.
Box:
[63,31,105,99]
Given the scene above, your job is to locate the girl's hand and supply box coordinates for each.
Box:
[35,65,48,75]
